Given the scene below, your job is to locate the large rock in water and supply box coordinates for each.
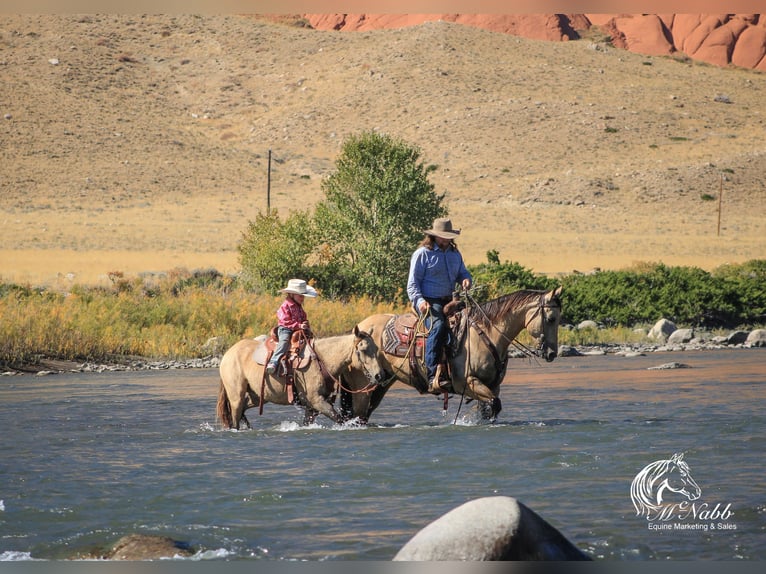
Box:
[393,496,590,561]
[103,534,194,560]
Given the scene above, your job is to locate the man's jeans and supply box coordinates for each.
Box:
[419,298,448,381]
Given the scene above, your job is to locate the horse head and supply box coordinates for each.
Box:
[631,453,701,517]
[525,286,563,362]
[659,453,701,503]
[351,324,386,386]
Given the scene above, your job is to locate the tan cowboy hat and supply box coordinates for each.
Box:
[423,217,461,239]
[281,278,318,297]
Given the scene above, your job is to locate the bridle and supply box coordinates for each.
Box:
[348,330,382,389]
[523,295,562,358]
[304,330,381,395]
[465,290,560,360]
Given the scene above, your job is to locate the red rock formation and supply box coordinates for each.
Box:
[692,17,749,67]
[732,24,766,69]
[303,13,765,71]
[604,14,674,56]
[305,14,581,41]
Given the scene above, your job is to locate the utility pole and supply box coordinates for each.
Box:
[717,173,723,237]
[267,148,272,215]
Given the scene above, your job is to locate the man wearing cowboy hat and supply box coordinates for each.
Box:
[407,218,472,393]
[267,278,317,375]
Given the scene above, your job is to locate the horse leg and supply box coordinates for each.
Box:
[303,407,319,425]
[305,393,343,424]
[230,396,247,431]
[366,385,390,419]
[478,397,502,421]
[464,377,502,421]
[340,387,353,420]
[216,380,234,429]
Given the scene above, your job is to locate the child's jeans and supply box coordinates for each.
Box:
[269,326,294,368]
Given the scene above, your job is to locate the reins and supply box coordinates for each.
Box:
[450,288,560,423]
[305,330,380,396]
[463,289,555,361]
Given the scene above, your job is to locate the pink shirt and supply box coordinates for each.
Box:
[276,297,308,330]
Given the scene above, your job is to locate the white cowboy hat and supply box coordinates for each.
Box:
[423,217,461,239]
[281,278,318,297]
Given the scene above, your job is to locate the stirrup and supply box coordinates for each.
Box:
[428,378,449,394]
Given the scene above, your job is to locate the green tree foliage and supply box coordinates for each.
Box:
[313,131,446,300]
[237,132,445,300]
[237,209,315,294]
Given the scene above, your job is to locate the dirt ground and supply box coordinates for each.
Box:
[1,15,764,286]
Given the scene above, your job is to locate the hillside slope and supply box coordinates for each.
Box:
[1,14,764,285]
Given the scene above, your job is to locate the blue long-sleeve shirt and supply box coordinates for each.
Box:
[407,244,471,310]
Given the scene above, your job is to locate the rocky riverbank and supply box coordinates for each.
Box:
[4,327,764,377]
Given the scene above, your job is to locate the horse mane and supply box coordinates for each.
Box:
[469,289,545,328]
[631,459,668,515]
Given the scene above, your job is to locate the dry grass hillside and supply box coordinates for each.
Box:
[1,14,764,286]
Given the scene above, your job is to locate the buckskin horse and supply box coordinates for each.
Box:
[339,287,563,423]
[216,326,386,430]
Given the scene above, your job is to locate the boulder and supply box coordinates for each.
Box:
[648,362,691,370]
[103,534,194,560]
[648,318,677,342]
[577,320,599,330]
[726,330,750,345]
[393,496,590,561]
[667,328,694,344]
[558,345,583,357]
[745,329,766,347]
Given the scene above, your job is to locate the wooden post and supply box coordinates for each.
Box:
[717,173,723,237]
[267,149,272,215]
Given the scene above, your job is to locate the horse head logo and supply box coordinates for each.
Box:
[630,453,702,518]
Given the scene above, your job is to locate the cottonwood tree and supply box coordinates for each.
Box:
[238,131,445,300]
[313,131,446,300]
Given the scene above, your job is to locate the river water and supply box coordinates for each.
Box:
[1,349,764,562]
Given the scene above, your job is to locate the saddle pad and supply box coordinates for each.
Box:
[251,334,272,365]
[383,314,424,358]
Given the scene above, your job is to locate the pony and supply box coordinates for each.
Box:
[630,453,702,519]
[216,326,385,430]
[339,287,563,423]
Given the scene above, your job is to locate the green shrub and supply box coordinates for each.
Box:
[468,252,556,301]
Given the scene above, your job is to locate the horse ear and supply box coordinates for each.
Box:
[546,286,563,304]
[671,452,684,463]
[353,324,360,338]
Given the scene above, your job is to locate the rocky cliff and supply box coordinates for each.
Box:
[305,14,766,71]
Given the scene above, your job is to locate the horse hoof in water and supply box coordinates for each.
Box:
[479,397,502,421]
